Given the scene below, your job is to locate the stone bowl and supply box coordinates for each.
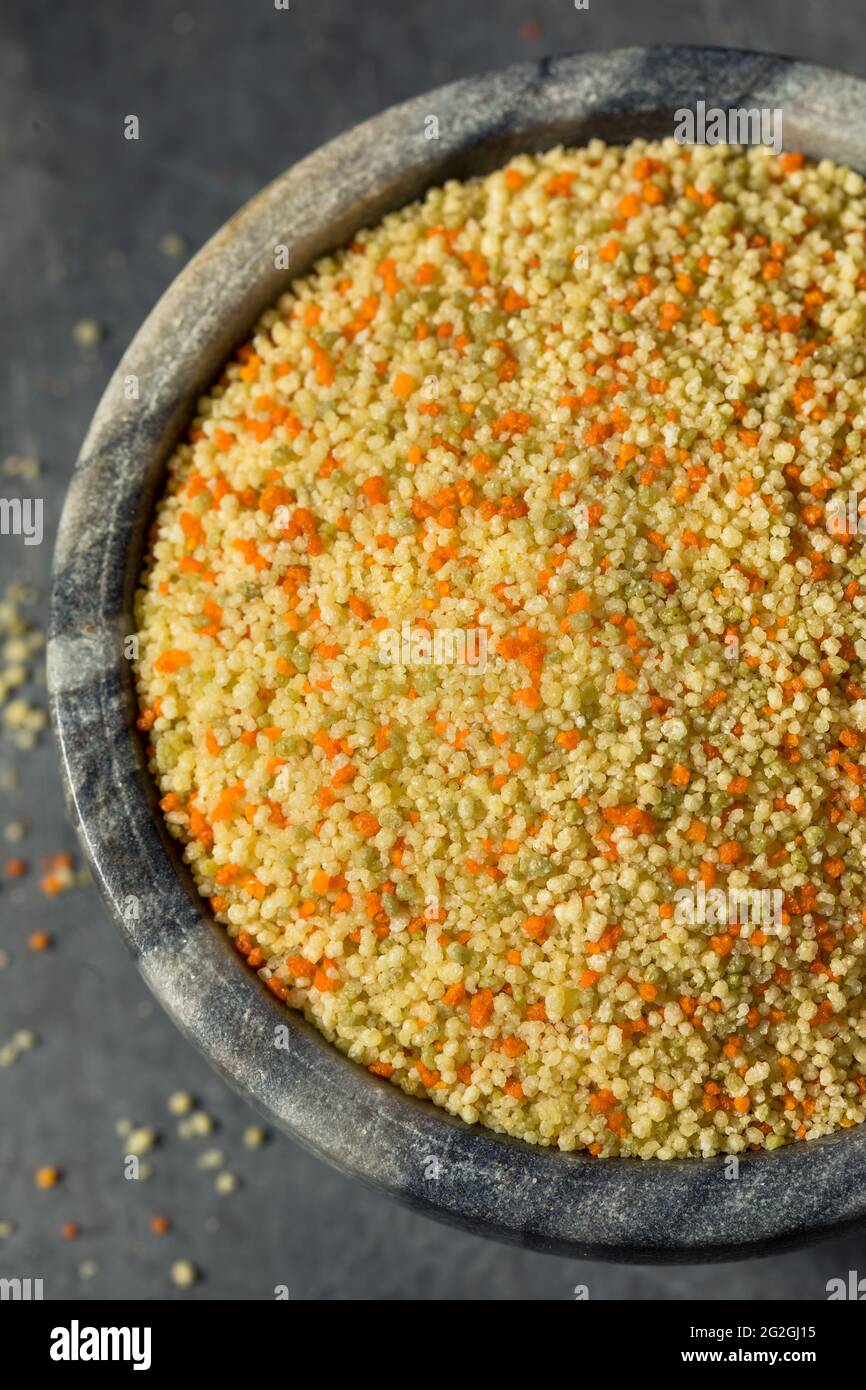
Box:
[48,45,866,1262]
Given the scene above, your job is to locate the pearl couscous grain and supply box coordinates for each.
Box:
[136,140,866,1158]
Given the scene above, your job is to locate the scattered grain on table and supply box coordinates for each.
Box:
[171,1258,198,1289]
[72,318,103,348]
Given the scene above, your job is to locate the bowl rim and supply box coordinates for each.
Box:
[48,43,866,1263]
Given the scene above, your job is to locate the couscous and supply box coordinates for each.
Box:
[135,140,866,1158]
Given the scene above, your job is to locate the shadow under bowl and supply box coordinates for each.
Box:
[48,44,866,1262]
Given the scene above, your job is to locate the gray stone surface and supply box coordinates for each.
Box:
[46,39,866,1265]
[4,0,866,1298]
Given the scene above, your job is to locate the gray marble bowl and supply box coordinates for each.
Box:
[49,45,866,1262]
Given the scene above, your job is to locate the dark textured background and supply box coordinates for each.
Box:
[2,0,865,1301]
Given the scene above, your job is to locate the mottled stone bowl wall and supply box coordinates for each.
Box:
[48,47,866,1260]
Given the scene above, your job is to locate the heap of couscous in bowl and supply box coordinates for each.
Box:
[135,139,866,1159]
